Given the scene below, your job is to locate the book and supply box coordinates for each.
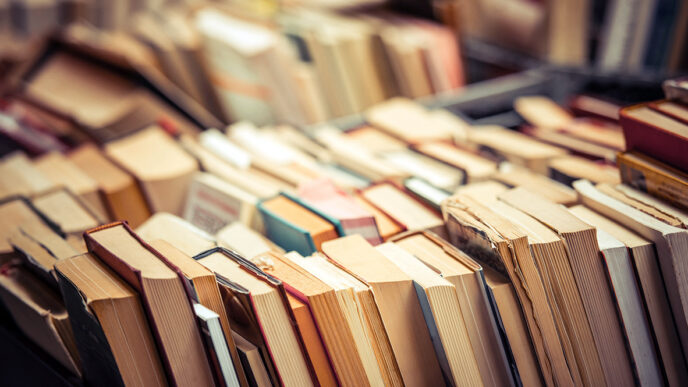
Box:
[0,152,57,200]
[359,182,444,235]
[284,294,338,387]
[31,188,102,249]
[481,265,543,387]
[226,122,323,188]
[595,183,684,227]
[570,204,688,385]
[215,222,284,260]
[548,156,620,186]
[366,98,462,143]
[574,179,688,366]
[483,199,600,386]
[298,178,382,245]
[183,172,259,235]
[322,235,444,386]
[232,332,272,387]
[68,143,151,228]
[16,40,217,142]
[344,128,463,190]
[9,221,78,287]
[492,163,577,205]
[569,205,663,386]
[149,240,247,387]
[0,264,81,376]
[195,9,306,126]
[415,142,497,183]
[453,180,509,202]
[617,151,688,211]
[443,194,577,386]
[500,187,635,385]
[179,134,285,199]
[514,96,575,129]
[84,222,215,386]
[0,196,62,259]
[196,248,315,387]
[352,193,404,240]
[136,212,216,257]
[403,177,451,210]
[614,183,688,226]
[523,126,618,161]
[375,242,483,386]
[620,102,688,171]
[284,251,403,387]
[258,250,381,387]
[194,304,242,387]
[105,126,198,215]
[55,253,167,387]
[258,194,339,256]
[34,151,108,220]
[314,127,406,181]
[390,231,516,387]
[467,125,568,174]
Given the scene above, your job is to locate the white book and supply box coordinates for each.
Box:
[184,172,259,235]
[194,304,241,387]
[199,129,252,169]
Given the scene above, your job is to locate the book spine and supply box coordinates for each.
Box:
[411,282,453,387]
[55,270,125,387]
[617,154,688,210]
[620,108,688,171]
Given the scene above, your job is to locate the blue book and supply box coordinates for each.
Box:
[257,193,340,256]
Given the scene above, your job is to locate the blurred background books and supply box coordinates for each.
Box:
[2,1,688,387]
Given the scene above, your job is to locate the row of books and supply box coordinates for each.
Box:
[3,84,688,386]
[1,3,464,127]
[457,0,688,73]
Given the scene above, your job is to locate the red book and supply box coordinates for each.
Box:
[620,102,688,172]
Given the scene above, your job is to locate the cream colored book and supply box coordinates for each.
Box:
[105,126,198,215]
[492,163,577,205]
[453,181,509,202]
[548,156,620,185]
[443,194,577,386]
[415,142,497,183]
[259,251,384,387]
[390,231,515,387]
[484,200,598,386]
[569,205,663,387]
[366,98,463,143]
[376,242,483,386]
[322,235,444,386]
[360,183,444,235]
[314,126,405,181]
[467,125,568,174]
[215,222,283,260]
[500,186,635,385]
[568,204,688,386]
[514,96,574,129]
[178,134,286,199]
[33,151,107,220]
[574,179,688,368]
[136,212,216,257]
[284,251,403,387]
[31,188,102,246]
[0,152,57,200]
